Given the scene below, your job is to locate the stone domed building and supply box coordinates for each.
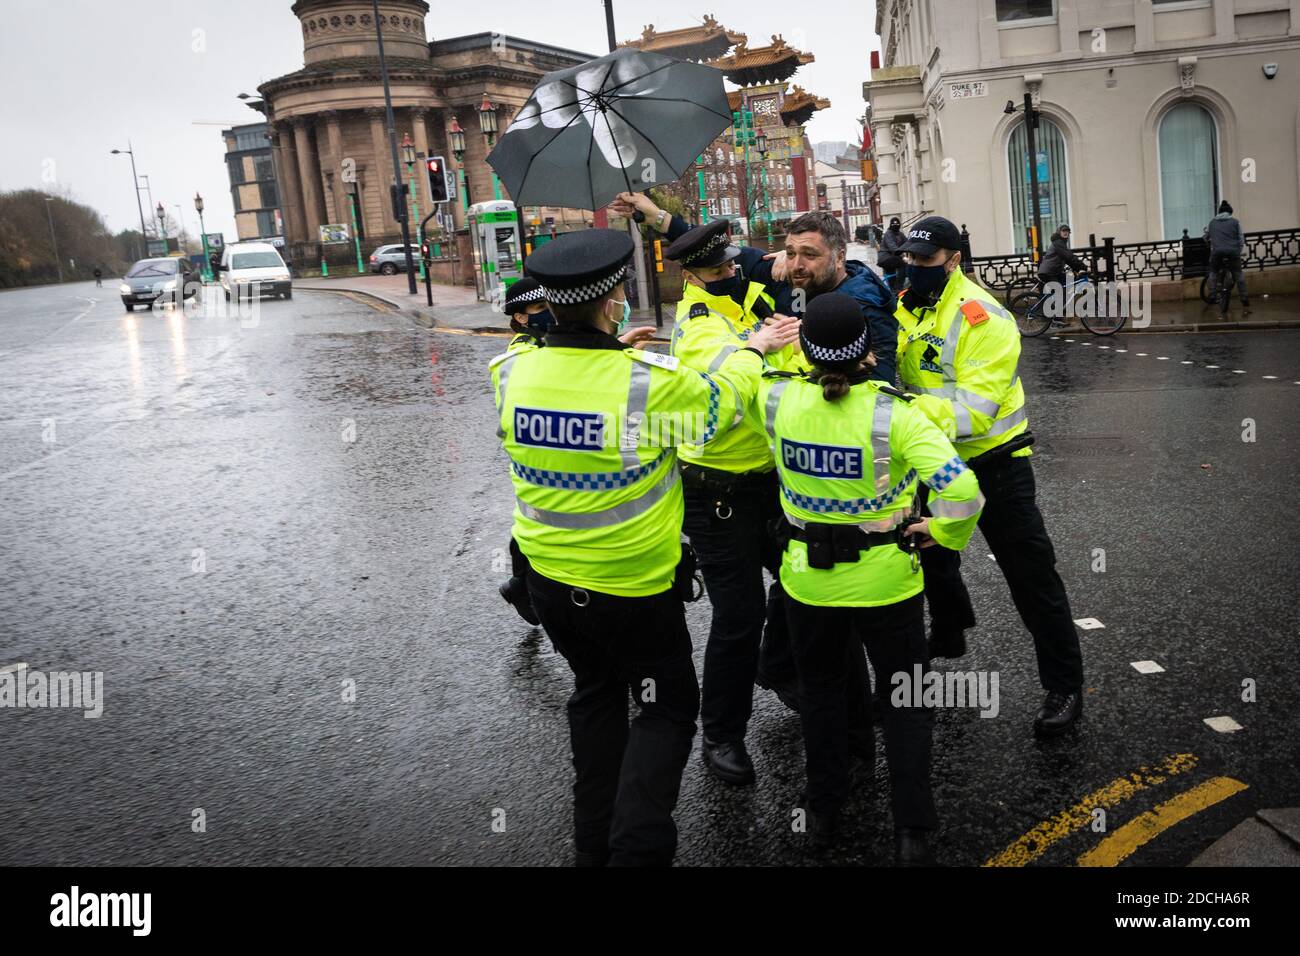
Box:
[253,0,593,262]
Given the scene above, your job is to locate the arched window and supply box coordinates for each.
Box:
[1158,103,1219,239]
[1007,116,1070,253]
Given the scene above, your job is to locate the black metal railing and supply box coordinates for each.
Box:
[968,226,1300,299]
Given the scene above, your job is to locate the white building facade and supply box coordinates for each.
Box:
[866,0,1300,254]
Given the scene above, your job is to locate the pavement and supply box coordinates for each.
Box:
[295,268,1300,340]
[2,278,1298,866]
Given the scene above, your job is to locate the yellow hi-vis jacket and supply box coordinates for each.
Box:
[754,374,984,607]
[894,270,1031,461]
[670,280,805,473]
[491,334,763,597]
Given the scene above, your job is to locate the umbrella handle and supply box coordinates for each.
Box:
[632,211,645,224]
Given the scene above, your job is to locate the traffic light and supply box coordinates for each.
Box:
[390,183,408,220]
[426,156,451,204]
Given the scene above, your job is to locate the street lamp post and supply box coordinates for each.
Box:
[173,204,188,252]
[156,201,167,254]
[449,117,469,216]
[400,132,426,281]
[344,180,364,273]
[110,143,150,258]
[371,0,418,294]
[478,96,501,201]
[142,177,157,234]
[194,192,211,281]
[1005,94,1044,257]
[44,197,64,284]
[756,131,771,239]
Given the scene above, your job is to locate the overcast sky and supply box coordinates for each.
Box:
[0,1,879,240]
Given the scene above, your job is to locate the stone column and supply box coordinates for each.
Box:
[272,121,306,245]
[366,107,396,237]
[320,110,346,224]
[292,117,326,243]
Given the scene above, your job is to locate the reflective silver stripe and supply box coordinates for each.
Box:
[517,462,681,530]
[870,393,894,494]
[719,375,745,434]
[785,511,905,533]
[708,344,739,372]
[494,351,524,439]
[928,493,985,519]
[955,387,1001,417]
[940,310,963,383]
[905,383,952,397]
[984,405,1029,437]
[764,379,790,443]
[620,361,651,469]
[953,402,975,441]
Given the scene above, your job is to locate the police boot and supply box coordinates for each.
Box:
[574,848,609,867]
[702,738,756,786]
[927,628,967,660]
[1034,689,1083,738]
[799,791,841,850]
[498,576,540,626]
[894,827,936,866]
[756,672,801,713]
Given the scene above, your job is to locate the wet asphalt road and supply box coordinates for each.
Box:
[1,280,1297,867]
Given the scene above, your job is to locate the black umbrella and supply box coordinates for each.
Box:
[487,47,732,211]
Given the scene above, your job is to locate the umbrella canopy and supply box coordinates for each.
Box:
[487,47,732,211]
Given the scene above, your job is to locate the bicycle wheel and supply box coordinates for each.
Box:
[1219,271,1232,316]
[1199,274,1215,304]
[1009,290,1053,337]
[1081,286,1126,336]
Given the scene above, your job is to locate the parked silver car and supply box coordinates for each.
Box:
[368,244,417,275]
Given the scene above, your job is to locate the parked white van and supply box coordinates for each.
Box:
[220,242,292,301]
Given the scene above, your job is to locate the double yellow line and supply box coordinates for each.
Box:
[985,754,1248,867]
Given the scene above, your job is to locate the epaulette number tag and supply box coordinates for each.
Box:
[631,350,680,371]
[960,301,989,326]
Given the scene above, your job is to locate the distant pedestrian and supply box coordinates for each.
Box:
[93,267,103,287]
[1204,201,1250,314]
[878,217,906,294]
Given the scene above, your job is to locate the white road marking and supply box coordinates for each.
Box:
[1080,342,1091,346]
[1262,375,1278,380]
[1097,345,1110,349]
[0,422,127,483]
[0,662,29,675]
[1131,661,1165,674]
[1136,352,1148,356]
[1157,356,1169,360]
[1232,369,1246,374]
[1063,339,1074,343]
[1206,364,1220,369]
[1074,618,1105,630]
[1115,349,1128,353]
[1204,715,1244,734]
[1181,360,1193,364]
[987,553,997,561]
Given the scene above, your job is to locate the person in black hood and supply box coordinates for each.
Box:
[878,217,907,293]
[1203,201,1250,314]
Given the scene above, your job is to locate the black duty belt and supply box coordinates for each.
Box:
[779,518,920,572]
[680,462,775,496]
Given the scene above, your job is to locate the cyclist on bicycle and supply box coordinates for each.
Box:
[1204,201,1250,315]
[1037,224,1088,290]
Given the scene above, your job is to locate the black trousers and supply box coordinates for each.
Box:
[527,570,699,867]
[920,454,1084,693]
[682,468,792,742]
[785,592,936,829]
[1208,251,1249,303]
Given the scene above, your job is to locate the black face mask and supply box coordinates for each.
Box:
[525,309,554,335]
[905,255,956,302]
[703,274,744,301]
